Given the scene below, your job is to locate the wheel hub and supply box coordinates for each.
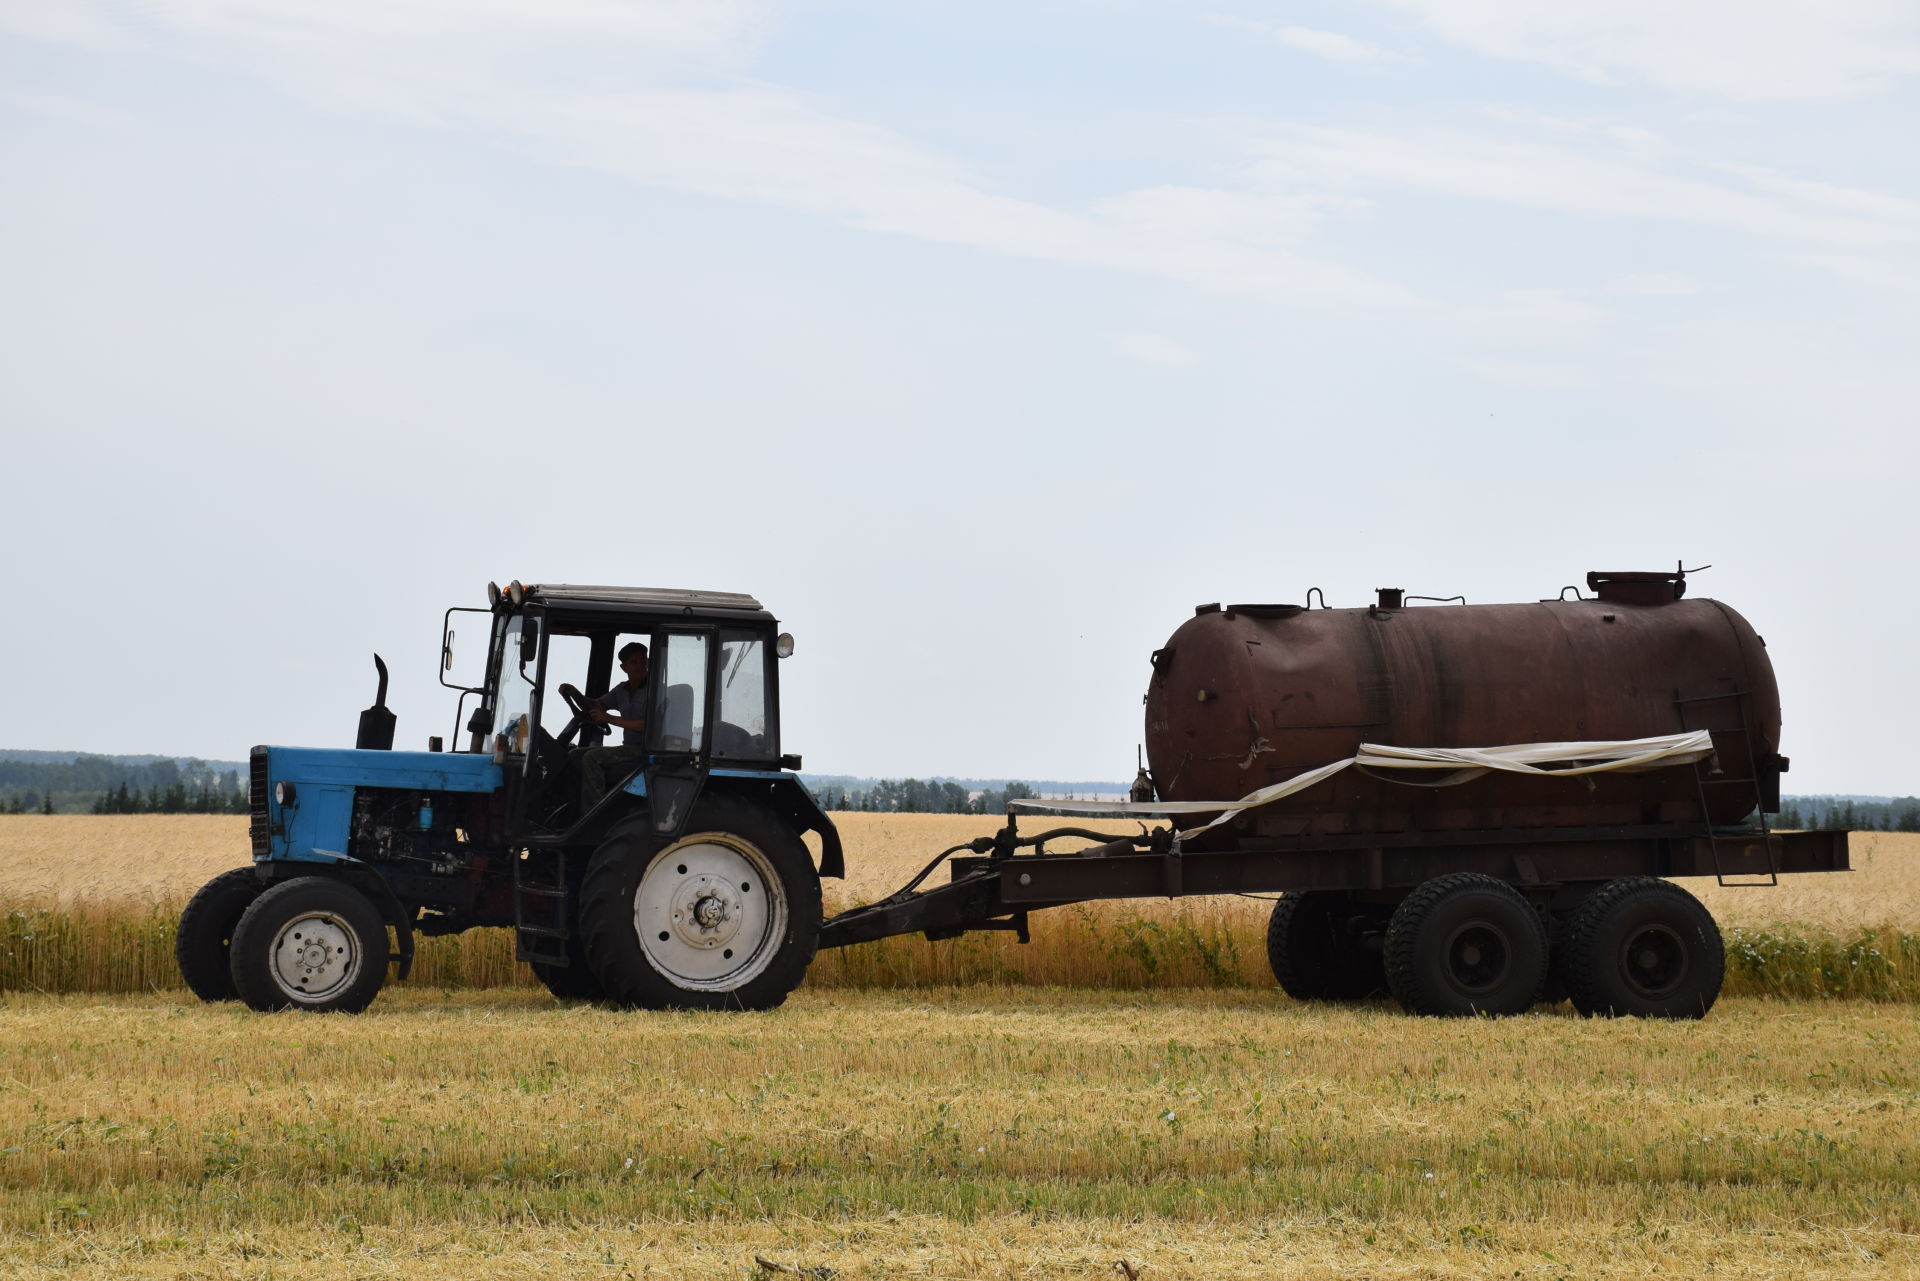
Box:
[268,912,360,1002]
[1620,924,1688,997]
[1443,923,1510,995]
[633,835,786,990]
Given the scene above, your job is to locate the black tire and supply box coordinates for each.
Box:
[579,795,820,1011]
[1265,892,1386,1001]
[229,877,390,1014]
[1562,877,1723,1019]
[530,933,608,1003]
[175,867,268,1002]
[1384,873,1547,1017]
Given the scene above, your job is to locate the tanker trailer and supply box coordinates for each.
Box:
[819,567,1849,1020]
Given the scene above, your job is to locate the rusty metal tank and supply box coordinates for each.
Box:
[1143,570,1781,836]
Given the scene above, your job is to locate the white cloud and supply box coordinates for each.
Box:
[1381,0,1920,100]
[1114,332,1200,366]
[4,0,1416,310]
[1211,16,1410,65]
[1244,124,1920,252]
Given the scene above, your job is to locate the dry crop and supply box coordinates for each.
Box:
[1,817,1917,1000]
[2,987,1917,1279]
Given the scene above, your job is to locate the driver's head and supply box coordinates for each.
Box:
[618,641,650,684]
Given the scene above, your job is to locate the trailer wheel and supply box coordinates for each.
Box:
[579,795,820,1011]
[1265,893,1386,1001]
[530,934,607,1003]
[1384,874,1547,1017]
[229,877,390,1014]
[175,868,268,1002]
[1562,877,1723,1019]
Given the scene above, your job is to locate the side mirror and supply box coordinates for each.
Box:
[443,629,456,672]
[518,620,540,665]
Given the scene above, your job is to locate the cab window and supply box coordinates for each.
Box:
[714,632,771,759]
[654,633,709,753]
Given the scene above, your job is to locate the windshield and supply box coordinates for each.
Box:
[489,614,536,755]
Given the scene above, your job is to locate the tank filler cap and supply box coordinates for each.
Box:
[1194,602,1221,616]
[1376,587,1404,609]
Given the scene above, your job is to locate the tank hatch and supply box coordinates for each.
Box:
[1586,570,1686,606]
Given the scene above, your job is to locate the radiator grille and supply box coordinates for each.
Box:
[248,750,270,859]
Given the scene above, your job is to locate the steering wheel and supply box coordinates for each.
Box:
[553,683,602,748]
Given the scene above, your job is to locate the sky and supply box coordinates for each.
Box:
[2,0,1916,792]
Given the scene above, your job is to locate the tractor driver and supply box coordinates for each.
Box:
[576,641,650,811]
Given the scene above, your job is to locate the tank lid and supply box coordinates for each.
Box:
[1586,570,1686,606]
[1225,603,1304,619]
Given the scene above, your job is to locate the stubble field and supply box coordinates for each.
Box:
[2,816,1918,1278]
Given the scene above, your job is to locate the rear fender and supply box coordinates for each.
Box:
[706,770,844,879]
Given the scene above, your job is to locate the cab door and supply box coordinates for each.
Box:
[645,628,715,837]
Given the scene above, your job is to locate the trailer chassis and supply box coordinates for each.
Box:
[817,816,1850,950]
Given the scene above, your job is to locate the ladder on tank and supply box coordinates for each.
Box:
[1676,689,1778,888]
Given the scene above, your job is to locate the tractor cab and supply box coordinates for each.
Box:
[445,583,804,842]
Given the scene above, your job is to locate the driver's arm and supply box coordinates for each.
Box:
[587,692,646,732]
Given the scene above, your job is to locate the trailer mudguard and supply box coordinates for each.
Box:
[257,746,503,864]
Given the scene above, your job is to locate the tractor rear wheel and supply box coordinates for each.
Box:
[1384,874,1547,1017]
[229,877,390,1014]
[1265,892,1386,1001]
[1562,877,1723,1019]
[530,933,607,1003]
[175,867,268,1002]
[579,795,820,1011]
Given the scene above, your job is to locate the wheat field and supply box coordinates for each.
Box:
[1,815,1916,998]
[5,987,1919,1279]
[3,813,1916,928]
[3,817,1919,1277]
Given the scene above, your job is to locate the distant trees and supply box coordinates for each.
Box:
[1775,798,1920,832]
[811,779,1038,815]
[89,776,248,815]
[0,756,248,815]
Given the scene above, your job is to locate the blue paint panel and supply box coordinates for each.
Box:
[265,747,503,793]
[257,746,504,864]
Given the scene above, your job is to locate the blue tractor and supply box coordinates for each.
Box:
[176,582,843,1013]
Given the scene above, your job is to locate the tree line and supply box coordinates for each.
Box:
[0,755,248,815]
[1776,797,1920,832]
[810,779,1040,814]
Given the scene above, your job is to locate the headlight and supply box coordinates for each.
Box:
[273,781,296,806]
[487,581,502,606]
[775,632,795,658]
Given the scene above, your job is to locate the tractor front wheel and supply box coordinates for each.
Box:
[175,867,268,1002]
[229,877,390,1014]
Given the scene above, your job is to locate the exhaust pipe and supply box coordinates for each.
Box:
[356,654,396,751]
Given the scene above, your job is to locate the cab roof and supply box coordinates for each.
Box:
[523,583,772,621]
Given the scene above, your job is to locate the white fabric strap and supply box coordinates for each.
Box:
[1009,730,1716,834]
